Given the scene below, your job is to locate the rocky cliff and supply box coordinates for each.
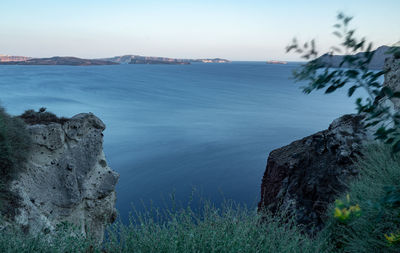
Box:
[9,113,118,243]
[317,45,398,70]
[258,57,400,231]
[258,114,370,231]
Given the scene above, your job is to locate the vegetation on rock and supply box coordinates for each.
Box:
[0,106,31,218]
[322,144,400,252]
[19,108,69,125]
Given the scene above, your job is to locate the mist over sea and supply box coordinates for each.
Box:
[0,62,360,222]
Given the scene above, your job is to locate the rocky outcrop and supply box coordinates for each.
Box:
[258,57,400,231]
[258,114,370,231]
[9,113,119,243]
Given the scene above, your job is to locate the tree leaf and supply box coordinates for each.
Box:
[345,70,359,78]
[333,31,342,38]
[392,140,400,153]
[325,85,337,94]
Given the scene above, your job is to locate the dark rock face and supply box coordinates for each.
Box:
[258,114,369,231]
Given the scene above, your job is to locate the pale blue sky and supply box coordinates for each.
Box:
[0,0,399,60]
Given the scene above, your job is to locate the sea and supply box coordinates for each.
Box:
[0,62,361,223]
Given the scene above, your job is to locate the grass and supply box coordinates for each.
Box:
[0,219,94,253]
[0,132,398,252]
[0,198,325,253]
[321,144,400,252]
[103,199,325,253]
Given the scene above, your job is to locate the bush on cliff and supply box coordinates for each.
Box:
[321,144,400,252]
[0,106,31,218]
[0,106,31,178]
[19,107,69,125]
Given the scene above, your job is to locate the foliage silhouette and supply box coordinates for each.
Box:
[287,12,400,153]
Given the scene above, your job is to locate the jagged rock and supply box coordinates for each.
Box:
[258,57,400,231]
[9,113,119,243]
[257,114,370,231]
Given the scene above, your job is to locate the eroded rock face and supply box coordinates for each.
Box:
[258,57,400,232]
[258,114,371,231]
[10,113,119,243]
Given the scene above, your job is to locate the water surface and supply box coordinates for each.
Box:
[0,62,360,222]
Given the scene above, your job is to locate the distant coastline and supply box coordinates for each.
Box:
[0,54,231,66]
[101,55,231,65]
[0,56,117,66]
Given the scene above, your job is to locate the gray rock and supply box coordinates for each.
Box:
[10,113,118,243]
[383,57,400,109]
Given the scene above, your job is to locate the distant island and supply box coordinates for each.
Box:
[316,45,399,70]
[0,56,117,66]
[191,58,230,63]
[0,54,231,66]
[101,55,231,65]
[267,60,287,65]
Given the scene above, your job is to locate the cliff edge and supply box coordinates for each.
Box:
[9,113,119,243]
[258,57,400,231]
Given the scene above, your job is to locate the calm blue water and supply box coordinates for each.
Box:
[0,62,360,222]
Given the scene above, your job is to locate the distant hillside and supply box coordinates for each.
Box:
[101,55,230,64]
[129,56,189,65]
[0,54,231,66]
[0,56,117,66]
[317,45,399,69]
[190,58,231,63]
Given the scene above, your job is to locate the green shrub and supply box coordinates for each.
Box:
[0,219,95,253]
[0,106,31,179]
[0,106,32,218]
[19,108,69,125]
[103,198,326,253]
[322,144,400,252]
[0,197,326,252]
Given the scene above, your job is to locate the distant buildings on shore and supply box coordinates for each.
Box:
[266,60,287,65]
[0,55,31,62]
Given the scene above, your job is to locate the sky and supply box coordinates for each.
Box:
[0,0,399,61]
